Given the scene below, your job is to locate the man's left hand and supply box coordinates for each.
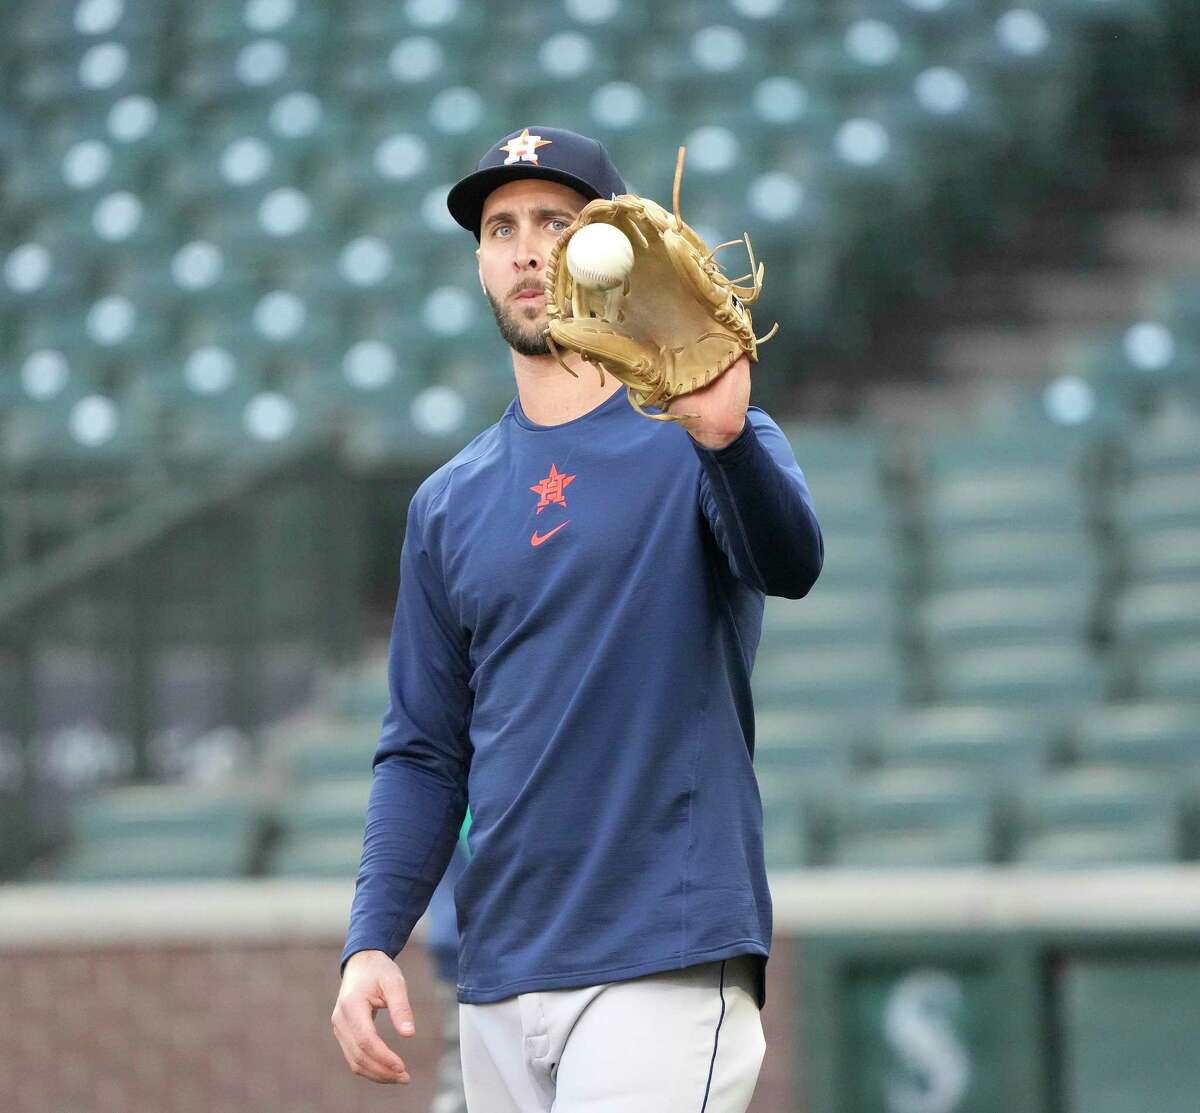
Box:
[666,354,750,451]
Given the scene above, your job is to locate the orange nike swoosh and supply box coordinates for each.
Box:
[531,521,570,547]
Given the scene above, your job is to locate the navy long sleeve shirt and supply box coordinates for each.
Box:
[340,385,823,1009]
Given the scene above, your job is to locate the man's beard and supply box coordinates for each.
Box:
[484,285,550,357]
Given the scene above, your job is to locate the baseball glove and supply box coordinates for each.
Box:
[542,146,779,424]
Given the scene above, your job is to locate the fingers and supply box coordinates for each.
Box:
[331,991,411,1085]
[382,970,417,1040]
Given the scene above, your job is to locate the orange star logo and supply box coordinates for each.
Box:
[529,462,575,514]
[501,128,552,166]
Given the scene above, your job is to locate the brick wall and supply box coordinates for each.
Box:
[0,937,799,1112]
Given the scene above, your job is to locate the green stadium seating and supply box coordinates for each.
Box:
[1067,702,1200,774]
[930,643,1110,706]
[922,472,1091,535]
[866,705,1059,783]
[1078,329,1200,418]
[1012,766,1182,866]
[2,394,144,476]
[281,778,371,837]
[271,832,364,877]
[837,0,989,49]
[1120,527,1200,585]
[44,782,266,881]
[1113,583,1200,648]
[752,646,909,710]
[50,833,256,881]
[327,656,388,718]
[336,0,489,45]
[792,21,929,106]
[1118,409,1200,478]
[184,0,329,48]
[15,0,167,47]
[761,793,818,869]
[917,584,1096,651]
[925,528,1105,591]
[828,769,995,867]
[1132,641,1200,703]
[176,39,322,107]
[1110,474,1200,534]
[948,12,1088,189]
[70,782,264,840]
[16,41,162,108]
[762,588,899,652]
[283,720,378,783]
[753,709,862,791]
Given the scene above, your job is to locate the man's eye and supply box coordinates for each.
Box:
[551,219,567,231]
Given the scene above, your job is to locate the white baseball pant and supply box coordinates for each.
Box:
[457,953,766,1112]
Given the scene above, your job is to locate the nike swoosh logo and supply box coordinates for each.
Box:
[531,521,570,547]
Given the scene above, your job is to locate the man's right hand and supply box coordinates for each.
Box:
[331,950,417,1085]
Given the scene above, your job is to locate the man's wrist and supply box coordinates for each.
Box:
[689,416,752,455]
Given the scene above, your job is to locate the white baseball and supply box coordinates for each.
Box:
[566,223,634,291]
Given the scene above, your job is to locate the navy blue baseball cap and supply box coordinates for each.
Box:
[447,125,627,242]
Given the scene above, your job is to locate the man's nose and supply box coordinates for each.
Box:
[511,230,544,271]
[512,251,542,271]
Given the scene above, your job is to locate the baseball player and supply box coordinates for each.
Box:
[331,125,823,1112]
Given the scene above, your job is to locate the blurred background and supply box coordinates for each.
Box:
[1,0,1199,1111]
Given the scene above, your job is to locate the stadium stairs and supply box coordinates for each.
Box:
[823,90,1200,427]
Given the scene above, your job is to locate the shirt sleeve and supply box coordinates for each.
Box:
[692,407,824,599]
[340,489,473,974]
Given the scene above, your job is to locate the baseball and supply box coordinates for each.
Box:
[566,223,634,290]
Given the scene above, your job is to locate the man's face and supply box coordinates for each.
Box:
[475,178,588,357]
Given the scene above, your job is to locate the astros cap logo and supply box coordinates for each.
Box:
[501,127,552,166]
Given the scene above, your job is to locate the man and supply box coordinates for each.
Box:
[331,126,823,1112]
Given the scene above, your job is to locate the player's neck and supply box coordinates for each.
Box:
[513,352,623,427]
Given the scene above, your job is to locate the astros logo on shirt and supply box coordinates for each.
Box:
[529,462,574,547]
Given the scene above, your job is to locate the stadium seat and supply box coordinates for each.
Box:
[15,39,162,108]
[281,778,371,837]
[762,588,899,652]
[336,0,488,45]
[930,643,1110,706]
[1067,702,1200,774]
[1112,582,1200,648]
[761,793,818,869]
[270,832,364,877]
[1131,641,1200,703]
[14,0,166,49]
[917,584,1097,651]
[866,705,1059,783]
[828,768,995,867]
[792,20,929,106]
[1110,474,1200,534]
[283,720,378,783]
[183,0,329,48]
[1120,527,1200,585]
[1118,409,1200,480]
[1079,329,1200,418]
[1012,766,1183,866]
[3,393,145,476]
[948,11,1087,190]
[924,528,1105,591]
[46,782,266,880]
[70,781,264,839]
[753,709,861,794]
[922,471,1092,535]
[752,646,909,710]
[49,833,256,881]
